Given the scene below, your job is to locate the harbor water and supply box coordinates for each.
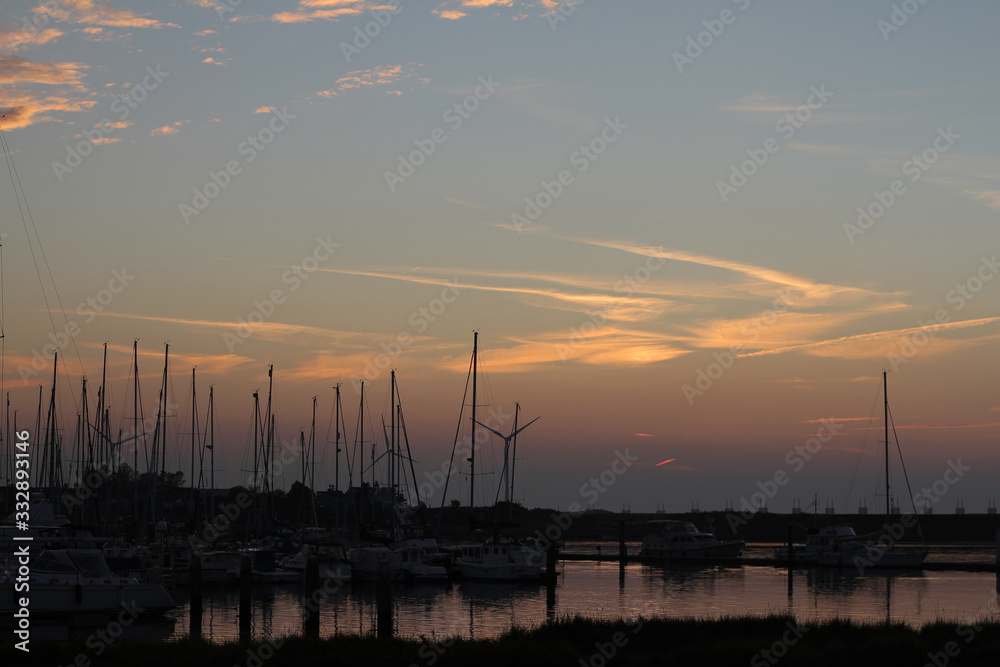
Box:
[32,542,997,643]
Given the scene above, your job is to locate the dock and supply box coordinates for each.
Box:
[558,551,999,573]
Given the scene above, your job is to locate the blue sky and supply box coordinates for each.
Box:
[2,1,999,514]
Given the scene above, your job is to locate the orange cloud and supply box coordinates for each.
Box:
[0,56,88,88]
[50,0,179,29]
[0,89,97,130]
[0,27,64,52]
[334,64,413,90]
[271,0,365,23]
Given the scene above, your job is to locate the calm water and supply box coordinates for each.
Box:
[151,543,999,642]
[29,543,999,643]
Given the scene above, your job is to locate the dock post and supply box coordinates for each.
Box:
[376,563,393,639]
[546,544,558,580]
[304,556,320,637]
[189,553,202,639]
[239,555,252,642]
[787,522,795,569]
[619,519,627,565]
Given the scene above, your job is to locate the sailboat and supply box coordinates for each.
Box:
[778,371,927,569]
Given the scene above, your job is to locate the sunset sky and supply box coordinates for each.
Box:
[2,1,999,516]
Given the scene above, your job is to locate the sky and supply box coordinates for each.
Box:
[1,0,999,516]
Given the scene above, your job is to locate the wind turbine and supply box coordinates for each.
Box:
[475,405,539,509]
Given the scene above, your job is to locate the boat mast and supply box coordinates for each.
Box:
[191,367,197,494]
[390,369,396,493]
[334,383,342,492]
[208,385,215,495]
[310,395,317,525]
[883,369,890,522]
[470,331,478,515]
[131,340,140,532]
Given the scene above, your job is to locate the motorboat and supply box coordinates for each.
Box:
[639,520,745,559]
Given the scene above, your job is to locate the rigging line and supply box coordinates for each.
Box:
[888,403,924,541]
[0,126,86,408]
[438,346,474,515]
[843,379,881,512]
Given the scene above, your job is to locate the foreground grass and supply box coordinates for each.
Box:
[8,615,1000,667]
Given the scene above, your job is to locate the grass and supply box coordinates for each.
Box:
[6,614,1000,667]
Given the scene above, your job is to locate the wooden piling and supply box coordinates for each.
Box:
[189,553,202,639]
[304,556,320,637]
[376,564,393,639]
[787,522,795,569]
[239,555,252,642]
[618,519,627,565]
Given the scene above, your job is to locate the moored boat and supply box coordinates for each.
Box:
[639,520,745,559]
[1,548,175,617]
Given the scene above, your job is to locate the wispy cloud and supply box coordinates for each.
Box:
[0,27,63,52]
[320,266,675,323]
[738,316,1000,360]
[270,0,366,24]
[51,0,179,29]
[0,56,87,88]
[566,236,888,306]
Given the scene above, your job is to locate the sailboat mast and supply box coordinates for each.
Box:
[191,367,197,492]
[209,385,215,494]
[884,369,890,521]
[98,343,107,470]
[391,370,396,492]
[132,341,139,523]
[470,331,478,513]
[160,343,169,477]
[310,395,317,525]
[334,384,341,492]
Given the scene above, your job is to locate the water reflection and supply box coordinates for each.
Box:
[152,550,997,642]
